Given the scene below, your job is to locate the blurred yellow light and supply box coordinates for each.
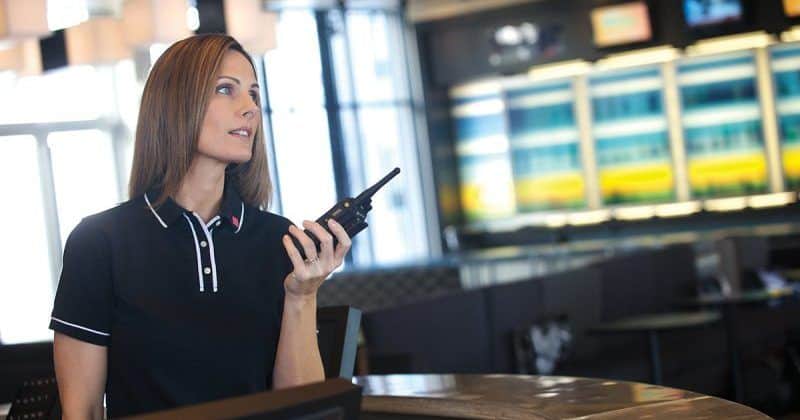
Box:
[527,59,591,81]
[223,0,277,54]
[614,205,656,221]
[121,0,191,47]
[655,202,701,218]
[0,0,50,40]
[781,26,800,43]
[594,46,679,70]
[66,16,131,65]
[704,197,748,212]
[748,192,796,209]
[568,210,610,226]
[449,78,502,98]
[0,38,41,75]
[545,214,568,228]
[686,32,774,56]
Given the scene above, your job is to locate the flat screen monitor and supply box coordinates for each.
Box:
[591,2,652,48]
[683,0,744,27]
[784,0,800,17]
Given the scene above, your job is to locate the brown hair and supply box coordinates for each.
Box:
[128,34,272,209]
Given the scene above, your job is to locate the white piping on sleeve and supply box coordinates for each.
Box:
[51,317,110,336]
[183,214,205,292]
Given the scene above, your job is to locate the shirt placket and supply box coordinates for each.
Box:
[182,213,223,293]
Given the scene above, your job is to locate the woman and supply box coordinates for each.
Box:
[49,34,351,419]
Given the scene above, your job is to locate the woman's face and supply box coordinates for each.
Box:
[196,50,261,165]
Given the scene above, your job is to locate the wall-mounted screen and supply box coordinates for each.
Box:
[450,83,517,222]
[589,66,675,205]
[683,0,743,27]
[770,43,800,190]
[504,79,585,211]
[591,2,652,48]
[678,51,768,198]
[784,0,800,17]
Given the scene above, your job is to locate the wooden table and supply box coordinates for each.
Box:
[355,374,770,419]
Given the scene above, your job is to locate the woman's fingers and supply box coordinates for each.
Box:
[282,220,352,294]
[302,220,334,266]
[327,219,352,266]
[282,234,306,270]
[288,224,317,262]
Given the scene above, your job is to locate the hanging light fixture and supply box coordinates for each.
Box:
[121,0,191,48]
[0,38,42,75]
[223,0,277,54]
[65,16,131,65]
[0,0,51,40]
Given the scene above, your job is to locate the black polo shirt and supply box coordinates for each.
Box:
[49,183,293,418]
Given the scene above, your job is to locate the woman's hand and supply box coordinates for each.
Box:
[282,219,351,298]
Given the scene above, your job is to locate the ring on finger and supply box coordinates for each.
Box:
[305,256,319,264]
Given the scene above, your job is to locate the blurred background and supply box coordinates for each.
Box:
[6,0,800,416]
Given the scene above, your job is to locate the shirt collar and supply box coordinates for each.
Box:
[219,181,246,233]
[143,182,246,233]
[143,188,184,228]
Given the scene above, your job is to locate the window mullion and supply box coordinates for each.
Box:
[36,132,63,291]
[316,9,359,266]
[398,12,441,257]
[256,57,284,214]
[111,122,130,202]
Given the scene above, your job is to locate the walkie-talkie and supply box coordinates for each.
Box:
[291,167,400,259]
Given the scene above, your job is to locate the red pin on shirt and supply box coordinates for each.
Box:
[231,215,239,228]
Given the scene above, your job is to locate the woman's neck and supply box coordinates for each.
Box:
[173,156,227,223]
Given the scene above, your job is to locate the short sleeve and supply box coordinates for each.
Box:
[49,218,113,346]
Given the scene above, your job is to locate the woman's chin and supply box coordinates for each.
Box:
[221,152,252,165]
[230,155,252,164]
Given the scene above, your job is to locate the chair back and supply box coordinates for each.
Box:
[317,306,362,380]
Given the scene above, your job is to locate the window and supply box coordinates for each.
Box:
[327,8,429,264]
[0,65,116,125]
[48,130,120,246]
[264,11,338,225]
[0,136,54,344]
[0,62,130,344]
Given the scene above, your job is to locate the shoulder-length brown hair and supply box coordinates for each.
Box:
[128,34,272,209]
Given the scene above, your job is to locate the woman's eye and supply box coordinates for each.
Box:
[249,91,259,103]
[216,85,233,95]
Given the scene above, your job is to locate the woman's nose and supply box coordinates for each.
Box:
[240,98,259,119]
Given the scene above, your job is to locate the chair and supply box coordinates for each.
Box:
[0,341,54,403]
[317,306,362,380]
[512,314,573,375]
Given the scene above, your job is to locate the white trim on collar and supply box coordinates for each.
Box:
[144,193,168,228]
[235,202,245,234]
